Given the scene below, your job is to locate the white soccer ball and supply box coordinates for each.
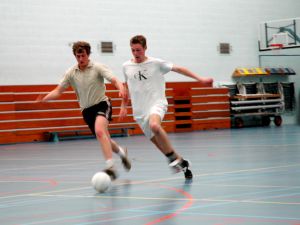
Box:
[91,172,111,193]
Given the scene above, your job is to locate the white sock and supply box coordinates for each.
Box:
[117,146,125,158]
[105,159,115,169]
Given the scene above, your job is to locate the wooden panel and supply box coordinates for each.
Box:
[192,103,230,111]
[106,92,123,98]
[164,114,175,121]
[175,120,192,125]
[16,126,88,135]
[165,89,174,97]
[0,112,15,120]
[112,107,133,115]
[14,124,140,137]
[173,96,190,100]
[0,82,232,144]
[111,116,136,123]
[174,112,192,116]
[193,122,231,130]
[0,83,136,93]
[167,106,175,113]
[105,83,119,90]
[166,82,210,89]
[15,101,80,111]
[129,125,143,135]
[191,95,229,103]
[110,123,142,136]
[192,118,231,130]
[192,111,230,119]
[0,103,15,111]
[190,88,229,95]
[14,92,78,101]
[16,118,86,129]
[13,90,121,101]
[0,131,16,144]
[0,120,17,129]
[0,85,58,92]
[15,133,48,143]
[109,99,132,107]
[162,121,175,133]
[167,98,174,104]
[14,109,82,120]
[0,93,14,102]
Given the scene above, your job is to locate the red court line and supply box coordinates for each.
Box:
[144,184,194,225]
[0,176,58,196]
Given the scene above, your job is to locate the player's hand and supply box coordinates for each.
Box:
[200,77,214,87]
[118,84,128,100]
[118,107,127,122]
[35,94,45,103]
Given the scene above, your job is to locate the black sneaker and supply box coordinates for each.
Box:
[169,159,193,180]
[181,159,193,180]
[120,147,131,171]
[103,167,118,181]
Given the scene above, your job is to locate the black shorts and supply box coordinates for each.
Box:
[82,99,112,135]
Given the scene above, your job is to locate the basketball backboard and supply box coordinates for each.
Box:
[258,17,300,51]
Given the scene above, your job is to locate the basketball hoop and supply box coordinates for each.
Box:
[270,43,283,49]
[269,43,283,54]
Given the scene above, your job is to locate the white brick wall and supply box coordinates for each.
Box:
[0,0,299,85]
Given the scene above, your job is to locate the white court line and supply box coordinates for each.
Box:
[27,193,300,206]
[183,183,300,188]
[0,163,299,201]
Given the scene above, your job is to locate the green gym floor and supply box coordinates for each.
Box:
[0,125,300,225]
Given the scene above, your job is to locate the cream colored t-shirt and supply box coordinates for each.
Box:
[60,61,114,110]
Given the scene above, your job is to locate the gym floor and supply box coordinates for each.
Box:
[0,125,300,225]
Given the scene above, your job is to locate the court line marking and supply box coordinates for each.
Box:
[0,163,299,201]
[1,164,300,225]
[0,161,98,173]
[25,193,300,205]
[143,184,194,225]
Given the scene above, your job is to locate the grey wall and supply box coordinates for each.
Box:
[1,0,299,84]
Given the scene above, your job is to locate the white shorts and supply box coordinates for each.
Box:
[136,104,167,139]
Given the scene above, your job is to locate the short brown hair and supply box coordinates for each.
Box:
[72,41,91,55]
[130,35,147,48]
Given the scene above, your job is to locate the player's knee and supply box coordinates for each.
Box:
[95,128,106,139]
[150,122,161,134]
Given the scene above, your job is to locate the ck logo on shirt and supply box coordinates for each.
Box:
[134,70,148,81]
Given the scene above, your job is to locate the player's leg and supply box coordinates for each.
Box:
[110,139,131,171]
[149,114,177,155]
[82,101,119,180]
[94,116,118,180]
[149,114,193,179]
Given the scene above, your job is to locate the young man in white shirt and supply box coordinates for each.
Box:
[120,35,213,179]
[37,41,131,180]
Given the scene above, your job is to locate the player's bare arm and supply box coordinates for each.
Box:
[119,83,130,121]
[171,65,213,86]
[111,77,128,100]
[36,85,66,102]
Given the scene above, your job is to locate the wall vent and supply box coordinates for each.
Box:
[101,42,113,53]
[219,43,230,54]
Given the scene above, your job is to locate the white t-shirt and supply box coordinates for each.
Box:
[122,57,173,119]
[60,61,114,110]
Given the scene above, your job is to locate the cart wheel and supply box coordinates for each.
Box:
[274,116,282,126]
[262,116,271,126]
[235,117,244,128]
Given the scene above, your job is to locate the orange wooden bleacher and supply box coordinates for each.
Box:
[0,82,230,144]
[167,82,230,132]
